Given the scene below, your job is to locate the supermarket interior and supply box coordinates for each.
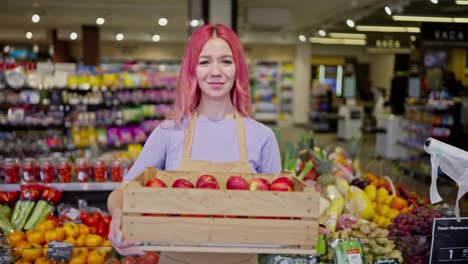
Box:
[1,0,468,263]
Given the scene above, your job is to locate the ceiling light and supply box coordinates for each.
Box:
[26,32,33,39]
[152,34,160,42]
[385,6,392,16]
[329,32,366,39]
[298,34,306,42]
[32,14,40,23]
[70,32,78,40]
[430,0,438,3]
[3,46,10,53]
[33,44,39,53]
[456,0,468,5]
[393,15,457,23]
[96,17,105,25]
[159,17,168,26]
[318,30,326,37]
[346,19,355,28]
[410,35,417,41]
[116,33,124,41]
[309,37,366,46]
[356,25,420,33]
[190,19,199,27]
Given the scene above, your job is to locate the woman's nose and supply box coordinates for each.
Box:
[209,62,222,76]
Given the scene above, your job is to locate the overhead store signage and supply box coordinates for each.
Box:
[421,22,468,47]
[430,218,468,263]
[365,34,411,49]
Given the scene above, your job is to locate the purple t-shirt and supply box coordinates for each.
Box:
[123,116,281,180]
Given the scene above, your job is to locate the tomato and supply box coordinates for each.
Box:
[80,211,89,222]
[96,222,109,239]
[85,215,99,227]
[122,257,137,264]
[102,215,111,225]
[91,212,102,221]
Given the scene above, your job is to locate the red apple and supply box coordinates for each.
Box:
[172,179,195,188]
[270,182,293,192]
[226,175,249,190]
[249,177,270,191]
[271,177,293,187]
[197,181,219,189]
[145,178,167,187]
[196,174,218,188]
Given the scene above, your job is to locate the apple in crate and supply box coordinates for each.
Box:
[249,177,270,191]
[172,179,195,188]
[270,177,293,192]
[144,178,167,216]
[226,175,249,190]
[196,174,218,188]
[145,178,167,187]
[198,181,219,189]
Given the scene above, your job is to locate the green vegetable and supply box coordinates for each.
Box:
[24,200,54,230]
[0,211,13,234]
[297,160,314,181]
[13,201,36,230]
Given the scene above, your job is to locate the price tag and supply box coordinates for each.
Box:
[46,241,73,262]
[347,249,363,264]
[0,252,12,264]
[430,218,468,263]
[373,258,399,264]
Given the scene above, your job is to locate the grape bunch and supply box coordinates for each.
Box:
[388,207,442,264]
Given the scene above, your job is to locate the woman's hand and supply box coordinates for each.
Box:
[108,209,144,256]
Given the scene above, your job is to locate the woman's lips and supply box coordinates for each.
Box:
[208,82,224,88]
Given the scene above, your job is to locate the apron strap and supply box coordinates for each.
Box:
[234,111,249,163]
[182,111,249,163]
[183,112,197,159]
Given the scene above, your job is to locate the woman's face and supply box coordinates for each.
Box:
[196,37,236,100]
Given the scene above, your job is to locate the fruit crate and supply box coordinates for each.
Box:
[122,167,319,254]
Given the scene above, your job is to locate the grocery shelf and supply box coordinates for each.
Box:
[1,182,120,191]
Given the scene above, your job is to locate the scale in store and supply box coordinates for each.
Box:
[337,65,363,140]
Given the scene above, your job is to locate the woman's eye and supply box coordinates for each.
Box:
[222,60,233,64]
[199,60,209,65]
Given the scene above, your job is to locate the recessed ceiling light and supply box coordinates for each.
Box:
[32,14,40,23]
[385,6,392,16]
[33,44,39,53]
[346,19,355,28]
[190,19,200,27]
[329,32,366,39]
[356,25,421,33]
[96,17,105,25]
[26,32,33,39]
[410,35,417,41]
[159,17,168,26]
[152,34,160,42]
[298,35,306,42]
[318,30,326,37]
[3,45,10,53]
[456,0,468,5]
[116,33,124,41]
[430,0,438,3]
[70,32,78,40]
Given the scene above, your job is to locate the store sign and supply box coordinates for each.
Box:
[430,218,468,263]
[421,23,468,47]
[373,258,399,264]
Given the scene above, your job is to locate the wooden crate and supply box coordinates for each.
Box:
[122,167,319,254]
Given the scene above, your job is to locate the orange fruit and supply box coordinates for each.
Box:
[63,236,77,246]
[26,230,46,245]
[14,240,30,256]
[15,259,33,264]
[390,196,408,210]
[34,257,52,264]
[21,243,43,262]
[45,228,64,243]
[87,250,105,264]
[8,231,26,247]
[36,220,56,232]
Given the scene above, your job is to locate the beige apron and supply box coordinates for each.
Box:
[159,112,258,264]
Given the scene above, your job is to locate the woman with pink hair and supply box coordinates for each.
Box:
[107,24,281,264]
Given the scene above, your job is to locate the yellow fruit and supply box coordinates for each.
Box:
[380,204,390,216]
[64,222,80,238]
[42,245,48,257]
[8,231,26,247]
[376,216,386,227]
[63,236,77,246]
[371,201,377,208]
[15,241,30,256]
[387,208,400,219]
[21,243,43,262]
[78,224,89,236]
[26,230,46,245]
[364,185,377,201]
[34,257,52,264]
[383,195,394,205]
[76,235,86,247]
[36,220,55,232]
[87,250,105,264]
[69,255,87,264]
[85,234,103,247]
[383,218,392,228]
[376,188,389,203]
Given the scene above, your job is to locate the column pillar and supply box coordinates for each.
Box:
[82,25,100,66]
[293,42,311,125]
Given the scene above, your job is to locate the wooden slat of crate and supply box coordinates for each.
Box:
[123,187,318,217]
[123,216,317,247]
[136,245,316,255]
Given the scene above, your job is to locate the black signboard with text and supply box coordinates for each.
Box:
[421,22,468,47]
[430,218,468,263]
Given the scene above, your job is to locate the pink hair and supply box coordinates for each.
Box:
[166,24,253,125]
